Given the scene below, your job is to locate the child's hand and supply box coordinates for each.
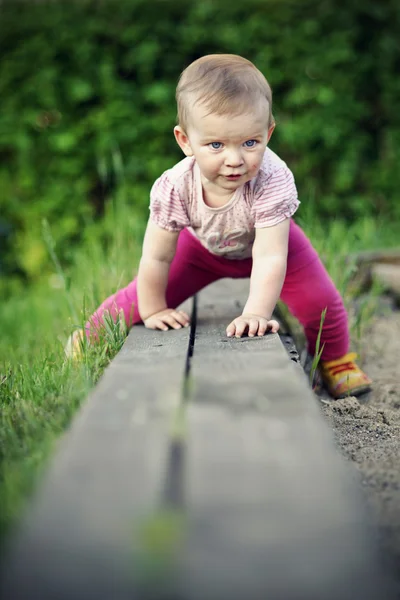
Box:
[226,314,279,338]
[144,308,190,331]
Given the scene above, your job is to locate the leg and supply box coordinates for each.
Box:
[281,220,349,361]
[281,221,371,398]
[85,229,250,337]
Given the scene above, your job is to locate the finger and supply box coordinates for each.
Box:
[226,320,236,337]
[145,318,168,331]
[163,315,183,330]
[173,311,190,327]
[257,319,268,337]
[248,318,260,337]
[235,320,248,338]
[178,310,190,322]
[267,319,280,333]
[154,319,169,331]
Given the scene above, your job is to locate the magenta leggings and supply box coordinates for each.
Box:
[87,220,349,361]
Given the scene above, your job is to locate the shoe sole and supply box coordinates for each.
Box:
[333,384,373,400]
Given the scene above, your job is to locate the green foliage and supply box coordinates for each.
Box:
[1,0,400,283]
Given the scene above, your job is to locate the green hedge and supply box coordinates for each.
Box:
[1,0,399,283]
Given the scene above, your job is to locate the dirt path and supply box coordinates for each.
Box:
[321,309,400,590]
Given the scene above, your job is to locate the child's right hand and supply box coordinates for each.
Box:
[143,308,190,331]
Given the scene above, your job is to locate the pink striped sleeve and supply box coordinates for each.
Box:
[149,172,190,231]
[252,167,300,228]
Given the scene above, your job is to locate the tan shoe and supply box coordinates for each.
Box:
[319,352,372,399]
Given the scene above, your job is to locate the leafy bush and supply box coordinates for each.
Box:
[1,0,399,284]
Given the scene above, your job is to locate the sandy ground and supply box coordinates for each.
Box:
[320,307,400,591]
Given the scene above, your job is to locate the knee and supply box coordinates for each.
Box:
[285,278,345,327]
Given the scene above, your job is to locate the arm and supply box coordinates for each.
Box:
[137,219,178,319]
[226,218,290,337]
[243,217,290,316]
[137,220,189,329]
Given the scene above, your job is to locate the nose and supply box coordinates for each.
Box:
[225,148,244,168]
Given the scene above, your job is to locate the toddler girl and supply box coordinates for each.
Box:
[67,54,372,400]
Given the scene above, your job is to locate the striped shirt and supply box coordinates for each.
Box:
[149,148,300,259]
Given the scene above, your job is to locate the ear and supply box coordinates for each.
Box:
[174,126,194,157]
[266,122,276,144]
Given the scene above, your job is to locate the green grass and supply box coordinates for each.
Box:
[0,199,399,543]
[0,191,144,541]
[309,307,327,388]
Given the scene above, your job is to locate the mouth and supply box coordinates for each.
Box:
[224,174,243,181]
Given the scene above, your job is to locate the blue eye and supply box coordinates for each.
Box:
[209,142,222,150]
[244,140,257,148]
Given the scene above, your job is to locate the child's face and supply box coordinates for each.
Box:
[174,101,274,195]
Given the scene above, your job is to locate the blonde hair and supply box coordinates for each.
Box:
[176,54,274,131]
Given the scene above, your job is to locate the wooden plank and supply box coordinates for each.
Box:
[179,279,394,599]
[371,263,400,296]
[0,325,192,600]
[352,248,400,265]
[347,248,400,294]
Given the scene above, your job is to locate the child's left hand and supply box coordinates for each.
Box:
[226,314,280,338]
